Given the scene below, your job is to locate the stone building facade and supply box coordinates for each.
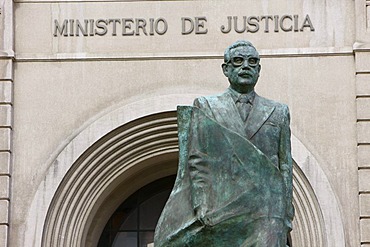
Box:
[0,0,369,246]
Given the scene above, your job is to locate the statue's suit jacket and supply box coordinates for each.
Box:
[191,89,293,228]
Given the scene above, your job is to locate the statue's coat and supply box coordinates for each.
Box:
[154,90,293,247]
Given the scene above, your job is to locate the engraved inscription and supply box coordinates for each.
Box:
[54,17,168,37]
[53,14,315,37]
[181,17,208,35]
[220,14,315,33]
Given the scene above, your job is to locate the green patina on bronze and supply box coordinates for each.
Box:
[154,41,294,247]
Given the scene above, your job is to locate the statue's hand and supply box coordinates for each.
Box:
[284,218,292,232]
[194,206,212,226]
[199,215,212,227]
[285,202,294,231]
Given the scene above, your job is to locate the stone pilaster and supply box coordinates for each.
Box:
[355,1,370,247]
[357,71,370,247]
[0,0,13,246]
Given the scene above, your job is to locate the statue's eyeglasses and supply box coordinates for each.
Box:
[228,57,259,67]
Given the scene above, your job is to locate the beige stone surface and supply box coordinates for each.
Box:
[356,52,370,73]
[0,176,9,199]
[15,0,355,58]
[0,129,10,151]
[361,219,370,243]
[0,200,9,224]
[0,0,14,54]
[0,105,11,127]
[0,59,12,80]
[358,98,370,120]
[0,152,10,175]
[0,225,8,247]
[12,59,225,194]
[360,194,370,216]
[359,169,370,192]
[367,5,370,29]
[358,122,370,144]
[357,74,370,96]
[355,0,370,43]
[358,145,370,168]
[0,82,12,103]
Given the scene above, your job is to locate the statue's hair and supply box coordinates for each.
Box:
[224,40,259,63]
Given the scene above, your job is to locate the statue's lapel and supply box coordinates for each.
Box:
[208,91,247,138]
[245,95,275,139]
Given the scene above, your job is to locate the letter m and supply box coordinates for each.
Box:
[54,20,68,37]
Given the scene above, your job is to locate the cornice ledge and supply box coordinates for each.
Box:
[0,50,15,59]
[353,42,370,52]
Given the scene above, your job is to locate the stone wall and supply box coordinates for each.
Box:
[5,0,366,246]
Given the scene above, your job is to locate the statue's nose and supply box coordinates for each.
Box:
[241,62,251,69]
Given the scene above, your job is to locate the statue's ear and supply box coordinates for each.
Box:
[222,63,229,77]
[258,64,261,73]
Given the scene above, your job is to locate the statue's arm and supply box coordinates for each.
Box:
[279,105,294,230]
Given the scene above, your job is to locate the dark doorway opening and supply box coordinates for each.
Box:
[98,176,176,247]
[98,174,292,247]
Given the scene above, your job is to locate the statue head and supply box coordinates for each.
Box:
[222,40,261,94]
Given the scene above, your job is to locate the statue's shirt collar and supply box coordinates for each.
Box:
[228,87,255,105]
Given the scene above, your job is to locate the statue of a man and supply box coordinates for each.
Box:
[155,40,294,247]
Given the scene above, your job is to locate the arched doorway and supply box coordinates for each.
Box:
[41,111,331,247]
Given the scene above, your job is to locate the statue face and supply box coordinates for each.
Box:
[222,46,261,93]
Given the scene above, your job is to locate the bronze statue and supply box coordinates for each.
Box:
[155,40,294,247]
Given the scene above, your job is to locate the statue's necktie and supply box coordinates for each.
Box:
[237,95,252,121]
